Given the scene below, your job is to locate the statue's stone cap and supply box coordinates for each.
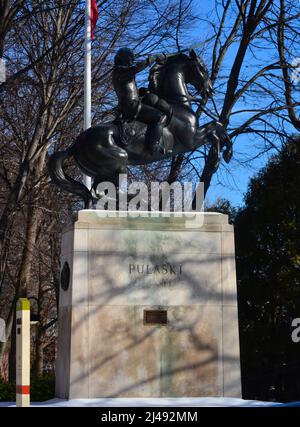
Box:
[68,210,232,232]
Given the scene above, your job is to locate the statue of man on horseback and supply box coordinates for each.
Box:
[48,47,233,208]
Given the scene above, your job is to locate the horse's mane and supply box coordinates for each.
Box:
[149,53,190,93]
[165,52,189,64]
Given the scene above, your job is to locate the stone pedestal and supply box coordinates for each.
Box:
[55,211,241,398]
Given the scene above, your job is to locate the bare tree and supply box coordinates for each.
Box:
[163,1,300,197]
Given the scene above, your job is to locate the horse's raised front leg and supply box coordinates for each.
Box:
[200,128,221,196]
[214,121,233,164]
[222,138,233,163]
[207,130,221,172]
[193,121,232,197]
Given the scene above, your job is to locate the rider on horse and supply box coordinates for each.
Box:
[49,47,233,208]
[112,48,172,155]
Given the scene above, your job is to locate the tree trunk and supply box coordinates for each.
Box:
[33,330,44,376]
[8,315,16,382]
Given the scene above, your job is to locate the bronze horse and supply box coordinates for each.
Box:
[49,50,232,207]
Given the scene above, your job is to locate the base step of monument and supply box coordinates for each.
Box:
[0,398,290,407]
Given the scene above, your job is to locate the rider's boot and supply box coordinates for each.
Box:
[146,114,168,155]
[147,127,164,155]
[153,102,173,154]
[156,99,173,126]
[143,93,173,128]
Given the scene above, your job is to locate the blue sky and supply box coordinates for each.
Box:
[184,0,285,208]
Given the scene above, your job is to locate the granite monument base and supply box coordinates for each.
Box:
[55,211,241,398]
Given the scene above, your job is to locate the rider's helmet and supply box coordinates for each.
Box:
[114,48,135,68]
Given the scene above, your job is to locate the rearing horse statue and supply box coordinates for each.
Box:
[49,49,232,207]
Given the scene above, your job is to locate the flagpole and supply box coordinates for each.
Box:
[84,0,92,190]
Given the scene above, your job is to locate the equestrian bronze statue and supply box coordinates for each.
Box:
[49,48,232,207]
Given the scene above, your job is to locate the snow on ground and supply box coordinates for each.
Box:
[1,397,300,407]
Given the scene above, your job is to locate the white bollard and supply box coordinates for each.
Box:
[16,298,30,407]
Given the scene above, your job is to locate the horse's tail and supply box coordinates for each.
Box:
[48,144,92,208]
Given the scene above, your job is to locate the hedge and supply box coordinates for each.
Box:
[0,374,55,402]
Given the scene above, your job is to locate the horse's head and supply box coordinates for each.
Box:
[186,49,214,99]
[148,50,213,102]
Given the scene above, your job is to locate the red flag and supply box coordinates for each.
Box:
[91,0,99,40]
